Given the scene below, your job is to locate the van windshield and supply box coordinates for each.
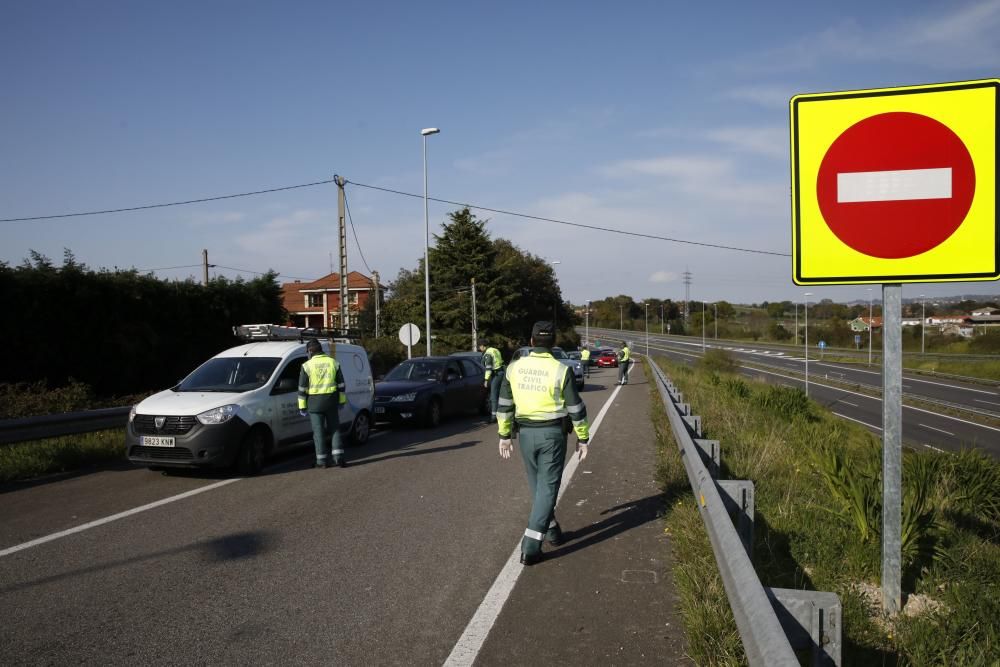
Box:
[176,357,281,392]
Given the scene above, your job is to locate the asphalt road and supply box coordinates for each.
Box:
[588,327,1000,417]
[0,366,683,666]
[622,335,1000,458]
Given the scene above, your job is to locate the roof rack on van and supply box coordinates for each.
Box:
[233,324,353,344]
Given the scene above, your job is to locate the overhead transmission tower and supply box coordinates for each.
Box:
[682,268,692,325]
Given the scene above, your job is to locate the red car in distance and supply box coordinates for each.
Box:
[595,348,618,368]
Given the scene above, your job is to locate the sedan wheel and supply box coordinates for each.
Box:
[351,411,371,446]
[424,398,442,428]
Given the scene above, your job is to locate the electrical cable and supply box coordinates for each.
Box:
[0,179,337,223]
[346,180,791,257]
[343,191,373,274]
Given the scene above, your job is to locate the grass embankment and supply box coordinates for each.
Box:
[0,429,126,483]
[649,353,1000,666]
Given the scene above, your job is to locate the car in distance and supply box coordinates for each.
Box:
[374,356,489,427]
[126,338,374,475]
[509,346,585,390]
[595,348,619,368]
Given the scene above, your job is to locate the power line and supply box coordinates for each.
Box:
[2,174,790,257]
[343,191,373,275]
[0,179,337,223]
[346,180,790,257]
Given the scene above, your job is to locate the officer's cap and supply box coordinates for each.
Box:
[531,321,555,346]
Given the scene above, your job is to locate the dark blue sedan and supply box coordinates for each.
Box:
[373,357,489,427]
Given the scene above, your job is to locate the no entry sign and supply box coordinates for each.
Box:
[791,79,998,285]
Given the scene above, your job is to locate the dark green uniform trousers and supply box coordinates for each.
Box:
[487,371,504,420]
[308,405,343,464]
[518,424,567,558]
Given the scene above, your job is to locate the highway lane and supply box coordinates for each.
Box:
[635,338,1000,458]
[588,327,1000,417]
[0,370,624,666]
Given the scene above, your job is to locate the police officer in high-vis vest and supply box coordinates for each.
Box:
[497,321,590,565]
[298,339,348,468]
[617,341,632,385]
[580,347,591,378]
[479,341,505,422]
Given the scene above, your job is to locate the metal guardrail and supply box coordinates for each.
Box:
[0,406,130,445]
[647,356,842,666]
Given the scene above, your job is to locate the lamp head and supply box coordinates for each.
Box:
[421,128,440,136]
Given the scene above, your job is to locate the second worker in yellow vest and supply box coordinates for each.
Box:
[497,321,590,566]
[298,339,348,468]
[617,341,632,385]
[479,342,505,423]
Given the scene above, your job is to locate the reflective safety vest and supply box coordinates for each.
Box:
[580,349,590,362]
[505,352,569,422]
[496,350,590,441]
[620,346,631,362]
[482,346,504,380]
[297,353,347,409]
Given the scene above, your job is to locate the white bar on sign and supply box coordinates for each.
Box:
[837,168,952,203]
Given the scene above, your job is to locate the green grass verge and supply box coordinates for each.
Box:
[648,355,1000,666]
[0,429,126,483]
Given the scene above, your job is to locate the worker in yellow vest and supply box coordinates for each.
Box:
[497,321,590,565]
[580,347,591,378]
[617,341,632,385]
[298,339,348,468]
[479,341,505,422]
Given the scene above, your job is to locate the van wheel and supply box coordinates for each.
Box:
[236,428,268,476]
[350,411,371,446]
[423,398,442,428]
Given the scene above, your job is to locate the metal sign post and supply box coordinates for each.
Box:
[399,323,421,360]
[881,284,902,615]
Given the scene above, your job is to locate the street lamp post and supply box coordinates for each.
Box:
[620,304,623,330]
[867,287,874,366]
[645,303,649,357]
[421,127,440,356]
[585,300,590,347]
[702,302,707,353]
[920,294,926,354]
[794,303,799,346]
[714,302,718,339]
[804,293,813,397]
[660,304,664,335]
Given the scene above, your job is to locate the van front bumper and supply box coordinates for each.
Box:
[126,415,251,469]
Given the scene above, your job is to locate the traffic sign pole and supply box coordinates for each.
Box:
[882,284,903,616]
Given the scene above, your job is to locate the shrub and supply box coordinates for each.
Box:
[699,348,738,374]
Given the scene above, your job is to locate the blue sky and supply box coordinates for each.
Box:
[2,0,999,307]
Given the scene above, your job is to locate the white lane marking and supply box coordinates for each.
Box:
[919,424,955,436]
[975,399,1000,407]
[924,444,946,453]
[833,412,882,431]
[840,401,859,408]
[838,167,952,203]
[444,383,621,666]
[0,478,241,558]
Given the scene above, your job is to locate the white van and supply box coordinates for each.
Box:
[126,339,374,474]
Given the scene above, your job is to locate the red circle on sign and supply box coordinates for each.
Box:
[816,112,975,259]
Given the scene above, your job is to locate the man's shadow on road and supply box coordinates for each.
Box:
[546,494,664,560]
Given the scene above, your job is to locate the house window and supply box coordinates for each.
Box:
[307,294,322,308]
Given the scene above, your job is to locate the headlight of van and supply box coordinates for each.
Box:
[197,404,239,425]
[390,392,418,402]
[129,406,137,423]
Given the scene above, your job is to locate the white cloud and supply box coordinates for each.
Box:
[187,210,246,226]
[649,270,677,283]
[722,0,1000,74]
[706,127,787,160]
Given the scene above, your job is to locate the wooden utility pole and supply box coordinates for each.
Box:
[372,270,381,338]
[202,249,209,286]
[471,278,478,351]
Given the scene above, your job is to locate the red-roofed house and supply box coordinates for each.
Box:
[849,316,883,333]
[281,271,382,330]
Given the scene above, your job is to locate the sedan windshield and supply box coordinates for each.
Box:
[550,348,568,360]
[384,360,445,382]
[176,357,280,392]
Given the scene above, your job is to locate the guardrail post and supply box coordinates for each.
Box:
[766,588,842,667]
[718,480,754,556]
[682,414,702,436]
[693,438,720,477]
